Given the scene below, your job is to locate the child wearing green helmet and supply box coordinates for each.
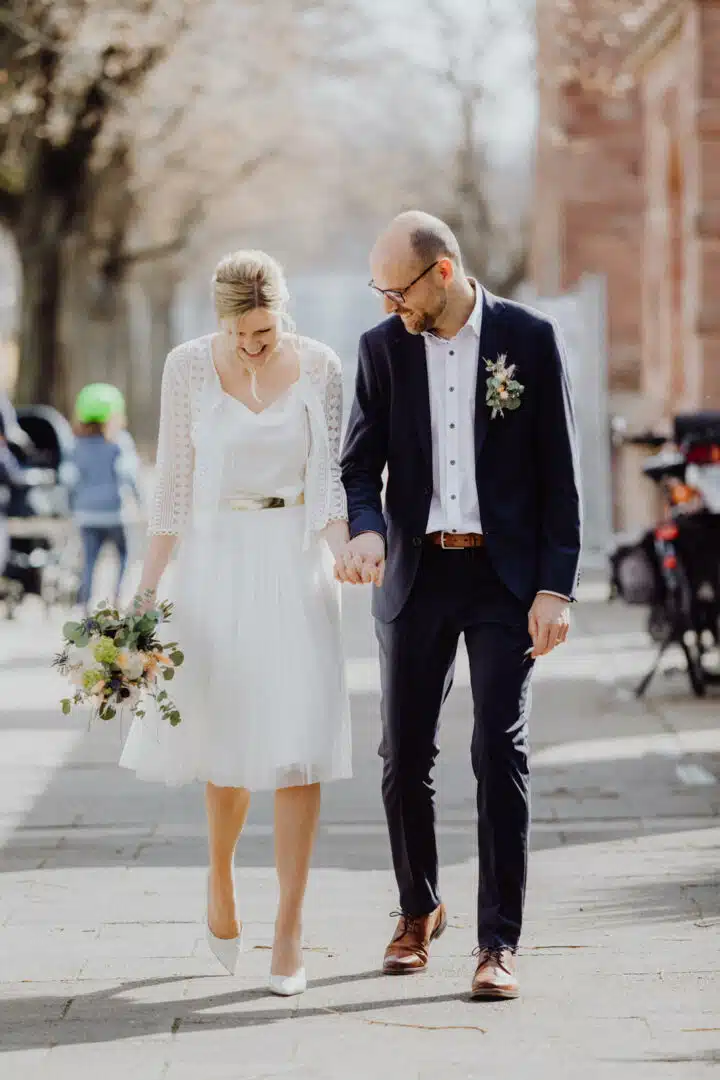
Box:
[69,384,142,612]
[74,383,127,430]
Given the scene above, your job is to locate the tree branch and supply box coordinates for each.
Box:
[495,246,528,298]
[107,147,276,275]
[0,185,21,228]
[230,149,277,184]
[0,7,60,51]
[112,236,188,269]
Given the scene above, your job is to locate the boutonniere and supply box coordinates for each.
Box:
[484,353,524,419]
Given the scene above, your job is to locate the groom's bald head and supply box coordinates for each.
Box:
[370,212,465,335]
[371,211,462,279]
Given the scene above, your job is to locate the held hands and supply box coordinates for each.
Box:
[528,593,570,658]
[334,532,386,587]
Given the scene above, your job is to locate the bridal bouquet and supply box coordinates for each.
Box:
[54,593,184,726]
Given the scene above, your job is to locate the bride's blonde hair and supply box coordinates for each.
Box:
[211,249,289,319]
[211,249,296,402]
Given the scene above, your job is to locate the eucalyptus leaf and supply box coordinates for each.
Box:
[162,668,175,681]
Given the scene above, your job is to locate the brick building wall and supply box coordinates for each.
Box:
[694,1,720,406]
[532,0,645,396]
[533,0,720,530]
[640,1,720,418]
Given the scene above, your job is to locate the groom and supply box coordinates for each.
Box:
[338,212,581,1000]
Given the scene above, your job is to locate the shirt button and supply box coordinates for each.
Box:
[449,350,455,356]
[450,494,457,500]
[449,423,455,429]
[450,460,456,465]
[449,386,455,392]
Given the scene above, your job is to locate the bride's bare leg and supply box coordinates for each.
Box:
[272,782,321,976]
[206,782,251,939]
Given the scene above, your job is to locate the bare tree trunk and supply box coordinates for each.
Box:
[443,92,495,285]
[148,276,176,368]
[496,248,529,298]
[128,267,178,449]
[61,244,134,404]
[16,234,65,409]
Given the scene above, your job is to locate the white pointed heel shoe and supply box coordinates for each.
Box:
[206,877,243,975]
[206,923,243,975]
[268,967,307,997]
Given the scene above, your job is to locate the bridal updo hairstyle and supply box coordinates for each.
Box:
[211,250,290,320]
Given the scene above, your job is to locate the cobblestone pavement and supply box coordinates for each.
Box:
[0,562,718,1079]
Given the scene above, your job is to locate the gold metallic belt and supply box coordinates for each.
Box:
[225,493,305,511]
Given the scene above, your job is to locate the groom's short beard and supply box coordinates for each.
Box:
[423,294,448,334]
[400,294,448,336]
[413,312,436,334]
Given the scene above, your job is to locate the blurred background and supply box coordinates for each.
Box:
[1,0,720,559]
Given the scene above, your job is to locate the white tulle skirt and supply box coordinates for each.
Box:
[119,505,352,790]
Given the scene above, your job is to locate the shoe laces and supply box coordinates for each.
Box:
[390,910,421,938]
[473,944,512,968]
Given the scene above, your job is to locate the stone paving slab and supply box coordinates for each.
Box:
[1,582,719,1077]
[0,828,717,1077]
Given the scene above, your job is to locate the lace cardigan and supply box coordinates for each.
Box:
[149,334,348,542]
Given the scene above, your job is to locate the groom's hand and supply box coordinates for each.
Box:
[528,593,570,658]
[335,533,386,586]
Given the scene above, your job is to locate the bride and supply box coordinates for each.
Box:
[120,250,352,996]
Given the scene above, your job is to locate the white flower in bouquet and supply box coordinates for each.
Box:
[116,649,145,681]
[66,645,94,672]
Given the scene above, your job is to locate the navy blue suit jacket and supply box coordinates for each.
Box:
[341,289,583,623]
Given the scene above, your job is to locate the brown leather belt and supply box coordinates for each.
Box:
[427,531,485,550]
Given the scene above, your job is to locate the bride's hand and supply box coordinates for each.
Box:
[335,533,385,586]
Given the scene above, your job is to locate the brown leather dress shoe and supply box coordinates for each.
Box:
[383,904,447,975]
[470,947,519,1000]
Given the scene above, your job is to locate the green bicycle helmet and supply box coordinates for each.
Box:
[74,383,126,425]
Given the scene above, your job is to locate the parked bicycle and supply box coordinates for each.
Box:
[609,411,720,697]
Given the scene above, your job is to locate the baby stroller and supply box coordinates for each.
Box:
[2,406,81,617]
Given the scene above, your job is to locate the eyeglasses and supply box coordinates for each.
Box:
[368,260,439,305]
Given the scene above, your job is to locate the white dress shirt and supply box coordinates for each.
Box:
[425,283,484,535]
[422,285,568,600]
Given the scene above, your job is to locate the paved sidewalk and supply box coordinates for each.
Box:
[0,580,718,1078]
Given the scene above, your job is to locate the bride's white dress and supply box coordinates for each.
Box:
[119,334,352,791]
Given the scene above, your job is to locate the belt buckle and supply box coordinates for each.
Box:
[440,530,450,550]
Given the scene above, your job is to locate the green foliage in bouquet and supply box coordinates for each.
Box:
[53,591,184,726]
